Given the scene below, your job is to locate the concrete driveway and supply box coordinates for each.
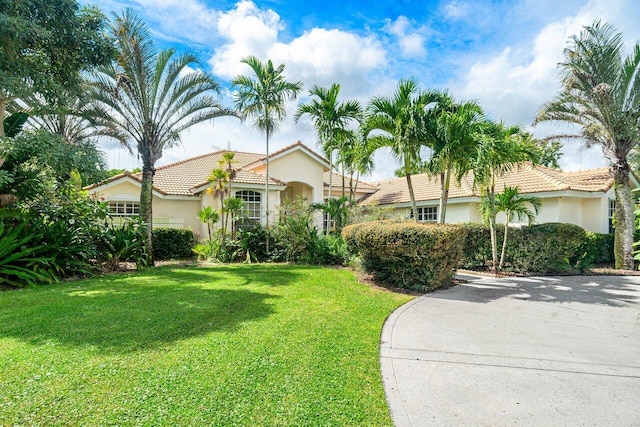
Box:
[380,274,640,426]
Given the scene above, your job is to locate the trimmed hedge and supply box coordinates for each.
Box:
[342,221,467,292]
[459,223,614,274]
[152,228,196,260]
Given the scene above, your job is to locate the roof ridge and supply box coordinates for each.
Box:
[527,163,569,190]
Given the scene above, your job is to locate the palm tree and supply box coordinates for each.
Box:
[207,168,230,240]
[472,121,538,272]
[481,186,541,270]
[311,195,351,235]
[429,99,485,223]
[232,56,302,238]
[218,151,238,230]
[365,79,443,222]
[294,83,362,202]
[198,206,219,242]
[86,10,234,265]
[536,21,640,269]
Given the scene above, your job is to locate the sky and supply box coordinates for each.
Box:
[84,0,640,182]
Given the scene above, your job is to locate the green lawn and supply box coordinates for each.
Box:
[0,264,412,425]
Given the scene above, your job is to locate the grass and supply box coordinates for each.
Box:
[0,264,413,425]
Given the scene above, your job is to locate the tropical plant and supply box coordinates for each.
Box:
[312,195,351,235]
[87,10,233,265]
[218,152,238,231]
[223,197,246,238]
[207,168,230,239]
[294,83,362,201]
[472,121,538,271]
[198,206,220,242]
[535,20,640,269]
[99,218,147,270]
[481,186,541,270]
[429,99,485,223]
[365,79,444,222]
[232,56,303,242]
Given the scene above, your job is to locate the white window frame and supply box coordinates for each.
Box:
[410,206,438,222]
[108,200,140,216]
[235,190,262,229]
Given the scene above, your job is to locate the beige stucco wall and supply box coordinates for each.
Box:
[89,180,202,233]
[267,150,325,204]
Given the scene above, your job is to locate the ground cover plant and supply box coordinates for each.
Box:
[0,264,412,425]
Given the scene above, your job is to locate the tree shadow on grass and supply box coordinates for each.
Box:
[434,274,640,307]
[0,267,297,354]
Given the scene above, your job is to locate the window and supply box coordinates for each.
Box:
[410,206,438,222]
[235,190,261,229]
[108,201,139,216]
[609,199,615,233]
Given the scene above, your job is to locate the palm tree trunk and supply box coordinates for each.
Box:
[499,213,510,270]
[265,129,270,254]
[327,153,333,236]
[612,160,634,269]
[487,187,498,273]
[441,168,452,223]
[220,192,226,246]
[0,96,6,139]
[406,173,418,223]
[140,166,155,266]
[341,164,346,197]
[349,171,355,201]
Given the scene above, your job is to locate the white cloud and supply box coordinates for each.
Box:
[384,16,426,58]
[442,1,470,20]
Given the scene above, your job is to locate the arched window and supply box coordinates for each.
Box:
[235,190,262,229]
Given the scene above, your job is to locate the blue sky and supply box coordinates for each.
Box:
[85,0,640,180]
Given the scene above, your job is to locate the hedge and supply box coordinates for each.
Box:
[342,221,467,292]
[459,223,614,274]
[152,228,197,260]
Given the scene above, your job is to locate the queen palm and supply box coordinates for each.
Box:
[365,79,443,222]
[232,56,302,237]
[429,99,485,223]
[87,10,233,265]
[536,21,640,269]
[294,83,362,201]
[481,186,541,270]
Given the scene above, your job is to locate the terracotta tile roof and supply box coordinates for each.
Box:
[86,150,287,196]
[359,163,614,206]
[323,172,379,192]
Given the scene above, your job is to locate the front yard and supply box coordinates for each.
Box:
[0,265,412,425]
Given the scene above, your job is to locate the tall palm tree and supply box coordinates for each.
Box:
[365,79,443,222]
[481,186,541,270]
[472,121,538,271]
[87,10,234,265]
[294,83,362,201]
[218,151,238,231]
[429,99,485,223]
[232,56,302,238]
[536,20,640,269]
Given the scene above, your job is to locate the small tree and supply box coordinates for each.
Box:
[207,168,230,241]
[481,186,541,270]
[198,206,219,242]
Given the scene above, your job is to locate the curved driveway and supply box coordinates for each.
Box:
[380,274,640,426]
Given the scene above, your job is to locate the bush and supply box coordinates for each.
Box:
[581,232,614,265]
[273,197,316,263]
[459,223,501,269]
[459,222,600,274]
[153,228,196,260]
[342,221,467,292]
[305,234,350,266]
[98,218,147,269]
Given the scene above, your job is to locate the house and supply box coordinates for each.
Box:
[86,141,333,238]
[87,141,633,237]
[357,163,637,234]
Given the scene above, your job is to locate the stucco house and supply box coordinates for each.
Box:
[87,141,634,237]
[87,141,371,238]
[358,163,638,234]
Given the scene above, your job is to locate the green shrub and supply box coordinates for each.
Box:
[273,197,316,263]
[0,219,58,288]
[342,221,467,292]
[581,232,614,265]
[458,223,502,269]
[305,234,349,266]
[153,228,196,260]
[504,223,587,274]
[98,218,147,269]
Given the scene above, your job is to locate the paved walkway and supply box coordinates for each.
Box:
[380,274,640,426]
